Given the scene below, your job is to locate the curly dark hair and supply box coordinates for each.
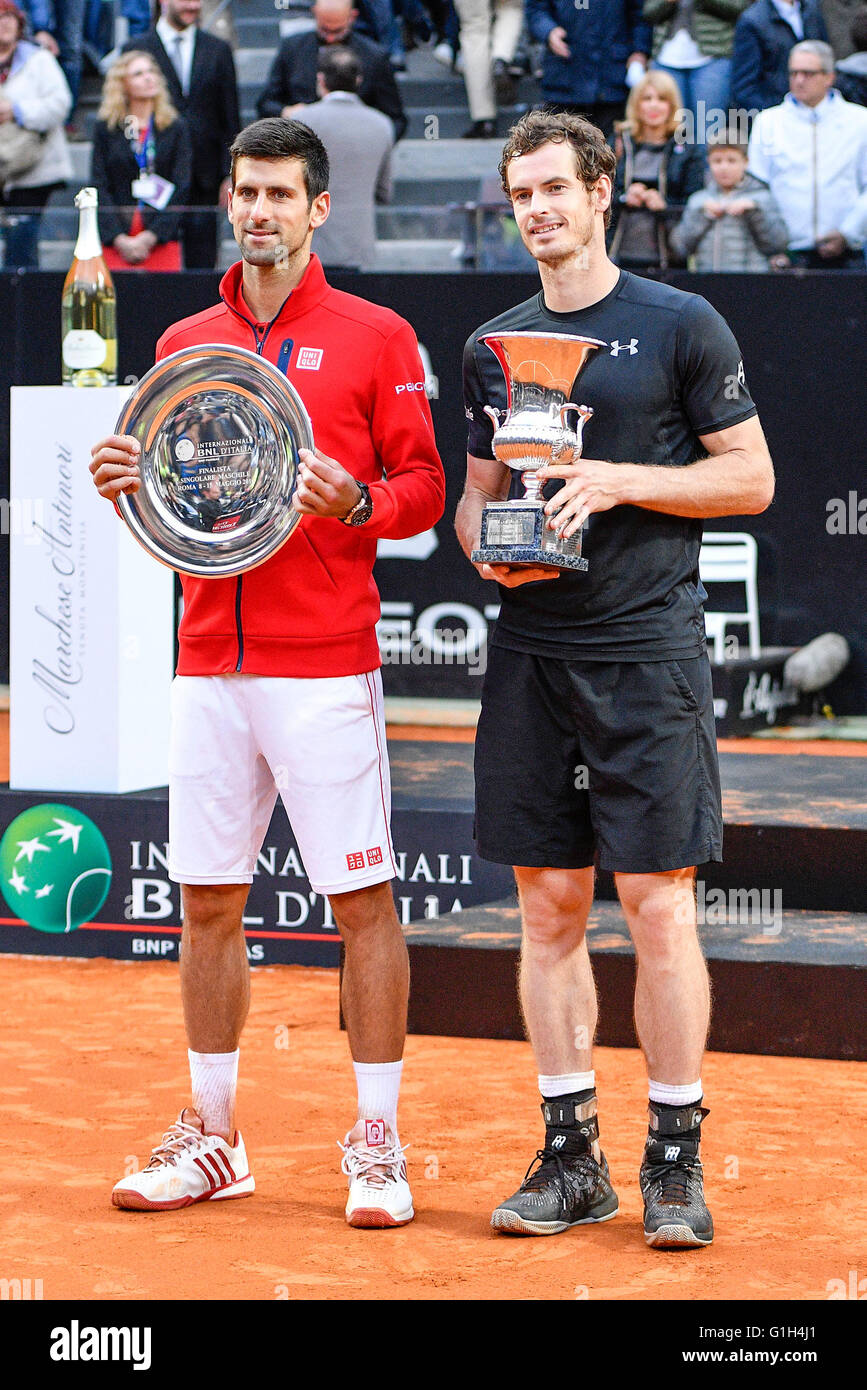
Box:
[498,110,618,227]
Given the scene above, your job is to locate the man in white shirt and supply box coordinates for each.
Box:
[748,38,867,264]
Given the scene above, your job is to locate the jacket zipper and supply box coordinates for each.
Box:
[224,294,289,672]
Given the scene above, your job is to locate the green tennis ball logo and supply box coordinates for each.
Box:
[0,804,112,934]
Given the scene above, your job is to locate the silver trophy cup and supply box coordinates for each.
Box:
[115,344,314,578]
[471,331,607,571]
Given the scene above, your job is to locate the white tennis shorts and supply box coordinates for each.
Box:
[168,670,396,895]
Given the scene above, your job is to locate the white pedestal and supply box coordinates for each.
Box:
[10,387,174,792]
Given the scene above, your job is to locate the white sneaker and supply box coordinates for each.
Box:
[111,1108,255,1211]
[339,1118,414,1228]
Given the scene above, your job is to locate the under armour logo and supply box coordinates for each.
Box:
[551,1134,567,1150]
[664,1145,681,1161]
[610,338,638,356]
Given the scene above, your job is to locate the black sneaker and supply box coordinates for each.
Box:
[640,1103,713,1249]
[491,1098,619,1236]
[492,57,517,106]
[461,119,497,139]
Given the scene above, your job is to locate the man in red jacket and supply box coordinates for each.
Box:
[90,118,445,1227]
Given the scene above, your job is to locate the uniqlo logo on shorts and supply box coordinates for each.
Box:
[366,846,383,866]
[346,851,365,871]
[297,347,323,370]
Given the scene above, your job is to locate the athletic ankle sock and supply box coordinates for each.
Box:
[648,1079,703,1106]
[538,1070,595,1098]
[353,1059,402,1142]
[188,1048,239,1140]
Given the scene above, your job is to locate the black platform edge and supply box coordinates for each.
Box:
[398,900,867,1061]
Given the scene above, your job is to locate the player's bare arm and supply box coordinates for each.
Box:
[455,452,560,587]
[539,415,775,539]
[89,434,141,497]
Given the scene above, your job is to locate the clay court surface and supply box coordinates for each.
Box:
[0,955,864,1302]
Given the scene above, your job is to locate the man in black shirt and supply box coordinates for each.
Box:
[455,109,775,1250]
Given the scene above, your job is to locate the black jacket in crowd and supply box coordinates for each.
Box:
[608,130,707,267]
[834,53,867,106]
[730,0,828,112]
[90,117,192,244]
[121,28,240,197]
[256,30,408,140]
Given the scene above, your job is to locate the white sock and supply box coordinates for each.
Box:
[538,1071,596,1098]
[648,1079,703,1106]
[188,1048,239,1140]
[353,1060,402,1143]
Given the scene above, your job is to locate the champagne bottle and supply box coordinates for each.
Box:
[61,187,117,387]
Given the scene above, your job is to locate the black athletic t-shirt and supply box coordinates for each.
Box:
[463,270,758,660]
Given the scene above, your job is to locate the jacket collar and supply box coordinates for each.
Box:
[219,253,330,328]
[783,89,840,118]
[8,39,38,76]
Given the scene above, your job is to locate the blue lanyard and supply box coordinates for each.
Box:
[135,115,155,176]
[133,115,155,211]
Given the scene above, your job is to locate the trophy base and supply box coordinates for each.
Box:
[472,546,588,571]
[471,500,588,572]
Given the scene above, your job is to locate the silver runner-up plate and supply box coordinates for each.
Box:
[114,344,314,578]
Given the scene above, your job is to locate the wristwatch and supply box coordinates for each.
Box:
[339,479,374,526]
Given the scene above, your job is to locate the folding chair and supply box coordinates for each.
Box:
[698,531,761,661]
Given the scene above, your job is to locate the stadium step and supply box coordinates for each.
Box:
[400,898,867,1059]
[43,42,524,270]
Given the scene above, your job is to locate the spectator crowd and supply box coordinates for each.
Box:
[0,0,865,270]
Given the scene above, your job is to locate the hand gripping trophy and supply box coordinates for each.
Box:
[471,332,606,571]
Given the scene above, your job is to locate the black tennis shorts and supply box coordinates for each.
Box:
[474,647,723,874]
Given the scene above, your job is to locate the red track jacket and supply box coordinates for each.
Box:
[155,254,445,678]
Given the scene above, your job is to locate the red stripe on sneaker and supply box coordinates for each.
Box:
[194,1156,216,1190]
[204,1153,228,1186]
[215,1149,237,1183]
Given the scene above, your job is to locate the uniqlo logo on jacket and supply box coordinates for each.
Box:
[297,347,323,370]
[347,851,365,870]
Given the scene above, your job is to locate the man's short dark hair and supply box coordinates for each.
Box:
[229,118,330,203]
[318,44,362,93]
[498,110,618,227]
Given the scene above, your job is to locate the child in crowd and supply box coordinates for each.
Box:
[670,126,788,271]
